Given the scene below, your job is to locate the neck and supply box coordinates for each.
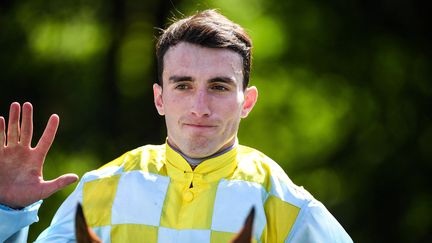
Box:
[167,142,236,169]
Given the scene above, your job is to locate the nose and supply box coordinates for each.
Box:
[190,89,211,117]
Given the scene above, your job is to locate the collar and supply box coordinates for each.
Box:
[168,142,235,167]
[165,143,238,184]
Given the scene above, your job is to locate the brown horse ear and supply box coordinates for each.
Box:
[230,207,255,243]
[75,203,102,243]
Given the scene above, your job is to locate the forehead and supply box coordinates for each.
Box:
[163,42,243,82]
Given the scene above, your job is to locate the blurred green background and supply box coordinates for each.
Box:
[1,0,431,242]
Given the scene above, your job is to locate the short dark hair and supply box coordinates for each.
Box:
[156,9,252,89]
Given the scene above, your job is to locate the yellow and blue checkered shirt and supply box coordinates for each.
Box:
[34,143,352,242]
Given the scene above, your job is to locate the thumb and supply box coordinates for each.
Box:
[41,174,79,199]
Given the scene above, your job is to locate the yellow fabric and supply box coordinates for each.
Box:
[229,145,293,194]
[79,143,307,242]
[228,146,270,190]
[211,231,258,243]
[210,231,237,242]
[159,179,219,229]
[82,175,121,227]
[262,195,300,242]
[122,145,167,176]
[111,224,158,242]
[100,145,168,176]
[160,144,237,229]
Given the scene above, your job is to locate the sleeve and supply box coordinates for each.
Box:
[34,180,84,242]
[4,226,30,243]
[287,200,353,243]
[0,201,42,243]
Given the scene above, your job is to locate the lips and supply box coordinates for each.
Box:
[183,123,216,128]
[181,119,218,131]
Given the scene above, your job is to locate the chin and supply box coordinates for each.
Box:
[184,149,214,159]
[184,144,218,158]
[179,137,225,158]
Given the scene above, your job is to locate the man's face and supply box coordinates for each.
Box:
[153,42,257,158]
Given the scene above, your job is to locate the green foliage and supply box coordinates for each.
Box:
[1,0,431,242]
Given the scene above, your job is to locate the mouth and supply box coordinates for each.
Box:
[184,123,217,128]
[182,121,218,131]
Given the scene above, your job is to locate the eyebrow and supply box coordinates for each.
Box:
[168,75,237,86]
[168,75,194,83]
[208,76,237,86]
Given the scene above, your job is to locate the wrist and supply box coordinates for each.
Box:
[0,202,24,211]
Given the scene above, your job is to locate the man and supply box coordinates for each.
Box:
[0,10,352,242]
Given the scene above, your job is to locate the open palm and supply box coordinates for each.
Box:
[0,102,78,209]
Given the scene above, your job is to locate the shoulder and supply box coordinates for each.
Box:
[288,200,353,242]
[233,145,314,207]
[81,144,167,184]
[234,146,352,242]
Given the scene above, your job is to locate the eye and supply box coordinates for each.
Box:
[211,84,229,91]
[175,83,191,90]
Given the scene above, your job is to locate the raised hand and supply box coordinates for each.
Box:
[0,102,78,209]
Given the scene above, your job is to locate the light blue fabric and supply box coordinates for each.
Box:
[0,198,353,243]
[287,200,353,242]
[0,201,42,243]
[35,177,85,242]
[4,226,29,243]
[0,146,353,243]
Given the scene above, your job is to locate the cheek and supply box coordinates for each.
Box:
[227,97,245,116]
[162,95,181,111]
[163,97,190,123]
[221,103,243,126]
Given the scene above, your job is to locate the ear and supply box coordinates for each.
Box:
[153,83,165,116]
[230,207,255,243]
[241,86,258,118]
[75,203,102,243]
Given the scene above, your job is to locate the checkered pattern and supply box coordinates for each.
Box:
[36,143,353,243]
[75,144,305,243]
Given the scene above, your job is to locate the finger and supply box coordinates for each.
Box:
[0,116,5,146]
[36,114,59,157]
[41,173,79,199]
[20,102,34,147]
[7,102,21,145]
